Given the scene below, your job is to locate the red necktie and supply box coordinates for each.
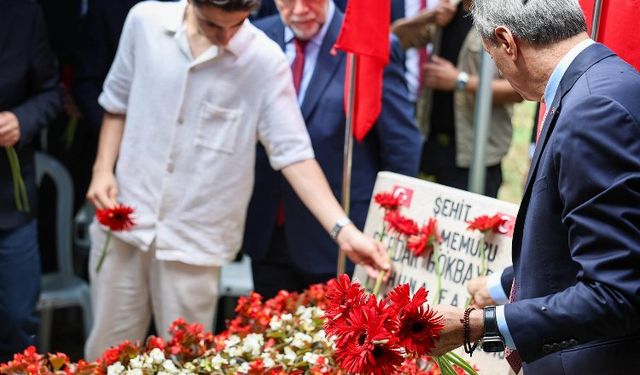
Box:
[276,38,308,227]
[505,280,523,373]
[536,102,547,143]
[291,38,308,94]
[417,0,429,93]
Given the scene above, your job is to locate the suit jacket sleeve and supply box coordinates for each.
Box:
[11,3,62,145]
[374,35,422,176]
[500,265,514,296]
[505,95,640,362]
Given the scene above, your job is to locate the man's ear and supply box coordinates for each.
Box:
[494,26,518,61]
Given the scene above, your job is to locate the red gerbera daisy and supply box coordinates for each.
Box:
[407,218,442,257]
[324,274,366,338]
[386,284,445,356]
[374,191,402,211]
[95,204,135,272]
[466,214,507,234]
[334,305,404,375]
[96,204,135,231]
[385,210,419,237]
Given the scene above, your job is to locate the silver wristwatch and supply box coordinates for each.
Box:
[330,217,352,241]
[456,71,469,91]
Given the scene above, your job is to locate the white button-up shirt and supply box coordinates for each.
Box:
[99,0,314,266]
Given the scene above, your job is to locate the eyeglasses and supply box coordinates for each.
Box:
[278,0,326,5]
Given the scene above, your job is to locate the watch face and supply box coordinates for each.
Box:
[482,337,506,352]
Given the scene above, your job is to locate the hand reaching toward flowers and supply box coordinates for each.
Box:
[282,159,391,276]
[428,304,484,356]
[336,224,390,278]
[467,276,496,308]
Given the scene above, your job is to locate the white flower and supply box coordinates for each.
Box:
[237,362,250,374]
[107,362,125,375]
[149,348,165,364]
[226,334,241,347]
[303,352,320,366]
[291,332,312,348]
[261,354,275,368]
[312,307,325,319]
[125,369,143,375]
[281,313,293,322]
[162,359,179,373]
[241,333,264,357]
[269,316,282,331]
[283,346,297,363]
[210,354,228,370]
[224,345,243,357]
[129,356,145,369]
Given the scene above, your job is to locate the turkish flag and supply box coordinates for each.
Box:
[579,0,640,70]
[334,0,391,141]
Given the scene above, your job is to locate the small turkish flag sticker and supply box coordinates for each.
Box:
[496,213,516,238]
[392,186,413,207]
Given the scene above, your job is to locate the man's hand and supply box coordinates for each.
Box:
[430,304,484,356]
[0,112,21,147]
[337,224,390,278]
[86,169,119,210]
[423,56,459,91]
[434,0,457,27]
[467,276,497,308]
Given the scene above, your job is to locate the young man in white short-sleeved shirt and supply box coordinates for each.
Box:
[84,0,390,360]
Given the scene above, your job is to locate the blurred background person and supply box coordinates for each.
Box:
[0,0,63,362]
[392,0,523,198]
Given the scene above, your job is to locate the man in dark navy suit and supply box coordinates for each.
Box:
[0,0,62,361]
[242,0,422,298]
[429,0,640,373]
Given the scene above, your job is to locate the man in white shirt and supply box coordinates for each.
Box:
[84,0,389,360]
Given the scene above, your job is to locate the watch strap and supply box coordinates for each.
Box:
[330,217,352,241]
[483,306,501,336]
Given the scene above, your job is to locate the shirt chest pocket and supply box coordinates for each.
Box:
[195,103,242,154]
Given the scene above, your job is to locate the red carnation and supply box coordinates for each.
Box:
[466,214,507,234]
[95,204,135,272]
[374,191,401,211]
[407,218,442,257]
[385,210,419,237]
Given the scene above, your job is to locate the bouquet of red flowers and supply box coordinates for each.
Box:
[325,275,477,375]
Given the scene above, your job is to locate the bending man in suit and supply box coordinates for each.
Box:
[243,0,422,298]
[430,0,640,373]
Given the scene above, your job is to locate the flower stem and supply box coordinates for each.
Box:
[96,230,112,273]
[480,233,487,277]
[5,146,30,212]
[444,352,479,375]
[432,242,442,304]
[372,233,398,297]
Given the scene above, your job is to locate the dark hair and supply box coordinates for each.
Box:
[192,0,261,12]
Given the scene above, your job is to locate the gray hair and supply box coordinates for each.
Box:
[470,0,587,46]
[192,0,261,12]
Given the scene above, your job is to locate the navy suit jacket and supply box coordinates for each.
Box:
[242,12,422,276]
[506,43,640,374]
[0,0,62,230]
